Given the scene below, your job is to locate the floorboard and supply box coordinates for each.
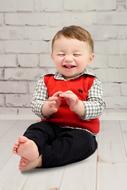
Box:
[22,167,64,190]
[0,120,16,139]
[0,156,28,190]
[60,153,97,190]
[98,121,127,163]
[97,163,127,190]
[120,121,127,156]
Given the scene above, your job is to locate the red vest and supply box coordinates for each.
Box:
[43,74,100,134]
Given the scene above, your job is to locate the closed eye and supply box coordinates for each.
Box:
[73,53,81,57]
[57,53,65,56]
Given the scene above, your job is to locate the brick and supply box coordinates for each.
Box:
[35,0,63,11]
[121,84,127,95]
[0,14,3,25]
[4,68,47,81]
[3,40,49,53]
[0,81,27,93]
[40,54,53,67]
[88,54,108,69]
[47,12,95,26]
[108,40,127,54]
[93,12,127,25]
[18,54,39,67]
[5,13,48,26]
[95,40,127,54]
[89,0,116,10]
[0,26,25,40]
[25,27,47,40]
[114,26,127,40]
[0,0,34,12]
[64,0,88,11]
[0,107,17,114]
[0,41,4,53]
[64,0,116,11]
[94,41,108,54]
[89,25,112,41]
[89,25,127,41]
[25,26,59,41]
[108,55,127,68]
[94,68,127,82]
[28,81,35,94]
[6,94,32,107]
[104,96,127,109]
[103,83,121,97]
[0,69,3,79]
[23,27,44,40]
[0,94,4,106]
[0,55,16,67]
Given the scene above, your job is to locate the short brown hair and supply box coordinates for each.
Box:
[52,25,94,52]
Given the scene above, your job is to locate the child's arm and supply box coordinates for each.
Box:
[83,78,106,120]
[31,76,48,118]
[31,77,62,118]
[60,78,106,120]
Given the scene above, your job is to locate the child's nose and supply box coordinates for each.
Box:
[64,55,73,62]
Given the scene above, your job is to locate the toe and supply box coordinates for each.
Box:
[12,144,19,153]
[18,136,28,144]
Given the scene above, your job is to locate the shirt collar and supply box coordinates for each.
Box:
[54,69,96,80]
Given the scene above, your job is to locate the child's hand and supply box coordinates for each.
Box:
[60,90,78,110]
[60,91,85,117]
[42,91,62,117]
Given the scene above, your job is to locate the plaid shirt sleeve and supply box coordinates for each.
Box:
[83,78,106,120]
[31,76,48,118]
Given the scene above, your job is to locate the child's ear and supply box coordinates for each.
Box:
[51,53,53,59]
[89,53,94,62]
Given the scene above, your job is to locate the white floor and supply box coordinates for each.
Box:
[0,120,127,190]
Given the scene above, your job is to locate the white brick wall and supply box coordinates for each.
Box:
[17,55,39,68]
[64,0,116,11]
[0,0,127,115]
[0,55,16,67]
[5,94,32,107]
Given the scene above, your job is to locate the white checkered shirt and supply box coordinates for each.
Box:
[31,70,106,120]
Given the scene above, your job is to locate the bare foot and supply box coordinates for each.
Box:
[19,156,42,172]
[19,157,29,168]
[13,136,39,161]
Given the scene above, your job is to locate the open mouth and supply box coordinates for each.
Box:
[63,64,76,69]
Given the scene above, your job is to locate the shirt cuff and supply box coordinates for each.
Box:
[83,100,105,120]
[31,101,45,119]
[82,101,99,120]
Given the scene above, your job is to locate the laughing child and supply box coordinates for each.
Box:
[13,25,105,172]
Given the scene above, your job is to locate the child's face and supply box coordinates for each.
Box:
[51,36,94,79]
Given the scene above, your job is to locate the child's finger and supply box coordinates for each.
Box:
[53,91,63,97]
[49,101,57,106]
[60,93,74,99]
[48,96,58,101]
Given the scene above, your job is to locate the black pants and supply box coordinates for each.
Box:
[23,121,97,168]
